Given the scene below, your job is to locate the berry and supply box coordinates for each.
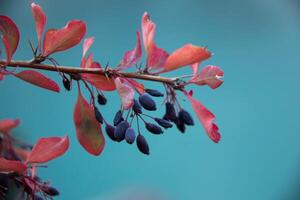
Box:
[97,93,107,105]
[164,102,177,122]
[94,106,103,124]
[145,122,163,134]
[114,121,129,142]
[62,77,71,91]
[179,109,194,126]
[42,185,59,196]
[113,110,123,126]
[136,134,150,155]
[105,124,116,141]
[175,118,186,133]
[138,93,156,111]
[154,118,173,129]
[133,99,142,114]
[145,89,164,97]
[125,127,136,144]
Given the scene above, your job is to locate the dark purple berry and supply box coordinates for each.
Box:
[145,122,163,134]
[125,127,136,144]
[113,110,123,126]
[63,77,71,91]
[33,195,44,200]
[97,93,107,105]
[145,89,164,97]
[136,134,150,155]
[179,109,194,126]
[164,102,177,122]
[175,118,186,133]
[42,185,60,196]
[114,121,129,142]
[138,93,156,111]
[105,124,116,141]
[133,99,142,114]
[94,106,103,124]
[154,118,173,129]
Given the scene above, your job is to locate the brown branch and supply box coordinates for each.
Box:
[0,59,176,84]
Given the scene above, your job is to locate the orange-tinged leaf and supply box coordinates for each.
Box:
[14,70,60,92]
[31,3,46,47]
[115,78,134,110]
[82,37,94,58]
[27,136,69,163]
[163,44,211,73]
[0,157,26,173]
[123,78,145,94]
[43,20,86,56]
[0,118,20,134]
[0,16,20,63]
[73,89,105,156]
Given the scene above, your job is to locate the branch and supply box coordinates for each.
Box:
[0,59,176,84]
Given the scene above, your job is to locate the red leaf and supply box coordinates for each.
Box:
[163,44,211,73]
[123,78,145,94]
[118,31,142,69]
[0,16,20,63]
[0,157,27,173]
[14,70,60,92]
[73,88,105,156]
[0,72,3,81]
[0,118,20,134]
[82,37,94,58]
[81,56,116,91]
[27,136,69,163]
[43,20,86,56]
[189,65,224,89]
[115,78,135,110]
[184,90,221,143]
[31,3,46,48]
[141,12,168,70]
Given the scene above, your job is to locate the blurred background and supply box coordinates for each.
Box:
[1,0,300,199]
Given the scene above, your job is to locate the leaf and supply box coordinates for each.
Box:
[122,78,145,94]
[27,136,69,163]
[184,90,221,143]
[43,20,86,56]
[189,65,224,89]
[82,37,94,58]
[81,56,116,91]
[0,118,20,134]
[73,88,105,156]
[31,3,46,48]
[0,157,27,173]
[118,31,142,69]
[14,70,60,92]
[115,77,135,110]
[141,12,168,70]
[163,44,211,73]
[0,15,20,63]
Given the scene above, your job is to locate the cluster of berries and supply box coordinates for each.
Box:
[92,87,194,155]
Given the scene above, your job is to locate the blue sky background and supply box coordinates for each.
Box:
[1,0,300,199]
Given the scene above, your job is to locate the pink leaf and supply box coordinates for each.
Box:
[0,157,27,173]
[43,20,86,56]
[27,136,69,164]
[163,44,211,73]
[73,88,105,156]
[14,70,60,92]
[190,62,199,77]
[123,78,145,94]
[189,65,224,89]
[118,31,142,69]
[184,90,221,143]
[115,77,135,110]
[0,16,20,63]
[82,37,94,58]
[31,3,46,48]
[141,12,169,70]
[0,118,20,134]
[81,57,116,91]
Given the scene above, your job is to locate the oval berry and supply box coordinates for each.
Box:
[136,134,150,155]
[178,109,194,126]
[164,102,177,122]
[94,106,103,124]
[145,89,164,97]
[145,122,163,134]
[114,121,129,142]
[97,93,107,105]
[133,99,142,114]
[125,127,136,144]
[154,118,173,129]
[113,110,123,126]
[105,124,116,141]
[175,118,186,133]
[42,186,60,196]
[138,93,156,111]
[62,77,71,91]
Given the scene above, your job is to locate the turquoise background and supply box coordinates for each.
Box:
[1,0,300,199]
